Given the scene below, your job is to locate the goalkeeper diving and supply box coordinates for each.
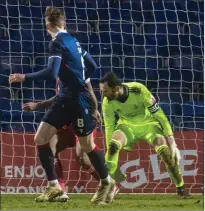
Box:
[100,72,190,198]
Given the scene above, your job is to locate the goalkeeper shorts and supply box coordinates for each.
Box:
[115,119,165,151]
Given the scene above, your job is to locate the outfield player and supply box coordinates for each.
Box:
[23,79,118,203]
[23,102,98,202]
[100,72,190,198]
[9,6,115,205]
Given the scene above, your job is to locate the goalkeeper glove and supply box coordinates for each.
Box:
[174,147,181,165]
[167,135,181,165]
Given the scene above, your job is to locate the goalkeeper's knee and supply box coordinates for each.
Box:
[112,130,127,147]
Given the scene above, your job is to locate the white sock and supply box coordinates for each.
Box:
[48,179,59,186]
[101,175,111,184]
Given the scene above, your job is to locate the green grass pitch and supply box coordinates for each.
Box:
[1,194,204,210]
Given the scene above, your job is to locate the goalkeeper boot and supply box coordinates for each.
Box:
[35,184,63,202]
[177,186,191,199]
[49,192,69,202]
[91,178,116,205]
[105,185,119,204]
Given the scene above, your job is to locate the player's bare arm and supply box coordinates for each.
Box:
[23,96,57,112]
[9,73,25,83]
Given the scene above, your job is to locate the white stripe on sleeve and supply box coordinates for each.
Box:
[85,78,90,84]
[48,56,62,59]
[83,51,87,57]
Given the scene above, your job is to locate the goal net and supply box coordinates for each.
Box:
[0,0,204,194]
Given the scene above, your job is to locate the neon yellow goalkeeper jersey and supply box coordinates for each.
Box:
[102,82,173,147]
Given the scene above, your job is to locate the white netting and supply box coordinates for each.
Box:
[0,0,203,194]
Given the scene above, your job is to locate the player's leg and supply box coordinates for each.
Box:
[76,141,100,181]
[49,134,65,192]
[73,92,115,205]
[101,129,127,203]
[106,124,135,182]
[50,125,89,202]
[153,137,190,198]
[54,155,64,191]
[34,122,63,202]
[77,134,115,204]
[36,134,67,203]
[76,129,100,181]
[76,131,119,203]
[49,134,69,202]
[142,122,190,198]
[106,129,126,178]
[54,125,78,196]
[50,124,89,202]
[35,98,70,202]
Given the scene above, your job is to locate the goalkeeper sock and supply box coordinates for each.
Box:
[87,145,108,180]
[37,144,58,181]
[106,139,122,176]
[156,144,184,188]
[54,154,65,192]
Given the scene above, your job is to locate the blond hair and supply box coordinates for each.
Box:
[45,6,66,28]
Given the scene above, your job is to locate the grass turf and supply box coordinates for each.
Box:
[1,194,204,210]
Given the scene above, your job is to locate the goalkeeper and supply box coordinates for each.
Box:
[100,72,190,198]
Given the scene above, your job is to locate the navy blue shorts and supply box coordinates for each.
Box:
[42,92,96,137]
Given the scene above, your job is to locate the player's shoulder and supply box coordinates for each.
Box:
[102,97,113,107]
[82,48,87,57]
[123,82,145,94]
[102,96,109,105]
[54,32,73,45]
[50,37,63,50]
